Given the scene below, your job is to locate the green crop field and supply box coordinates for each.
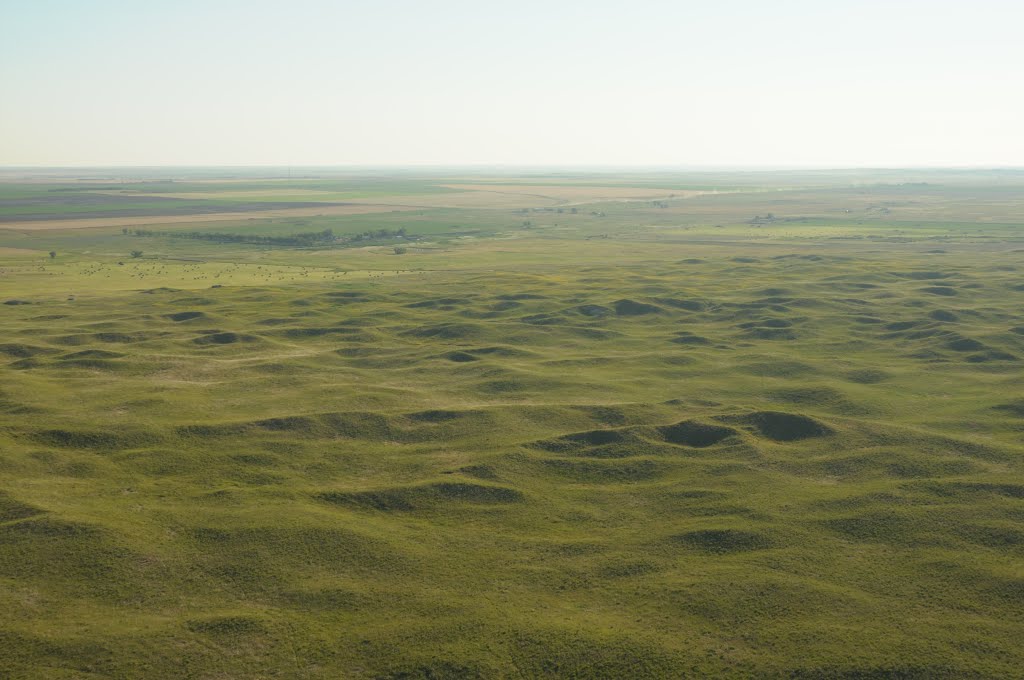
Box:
[1,168,1023,678]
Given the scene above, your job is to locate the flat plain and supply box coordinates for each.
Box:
[1,168,1023,678]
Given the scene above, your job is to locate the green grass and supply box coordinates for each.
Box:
[1,169,1023,677]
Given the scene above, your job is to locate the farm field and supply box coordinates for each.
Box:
[1,169,1024,678]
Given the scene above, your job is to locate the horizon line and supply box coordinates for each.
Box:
[3,164,1024,172]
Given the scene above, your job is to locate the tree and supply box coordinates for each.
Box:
[49,251,56,259]
[131,250,143,258]
[393,246,407,255]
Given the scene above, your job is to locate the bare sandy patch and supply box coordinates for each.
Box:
[0,203,416,231]
[346,184,716,209]
[348,191,562,209]
[441,184,712,202]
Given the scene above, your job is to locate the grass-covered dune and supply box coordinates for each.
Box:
[1,171,1023,677]
[1,256,1023,677]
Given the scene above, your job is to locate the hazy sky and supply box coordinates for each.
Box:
[2,0,1022,167]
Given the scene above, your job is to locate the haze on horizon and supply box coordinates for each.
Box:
[2,0,1022,168]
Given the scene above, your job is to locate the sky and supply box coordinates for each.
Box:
[1,0,1022,167]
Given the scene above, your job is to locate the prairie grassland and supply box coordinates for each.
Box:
[0,170,1023,678]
